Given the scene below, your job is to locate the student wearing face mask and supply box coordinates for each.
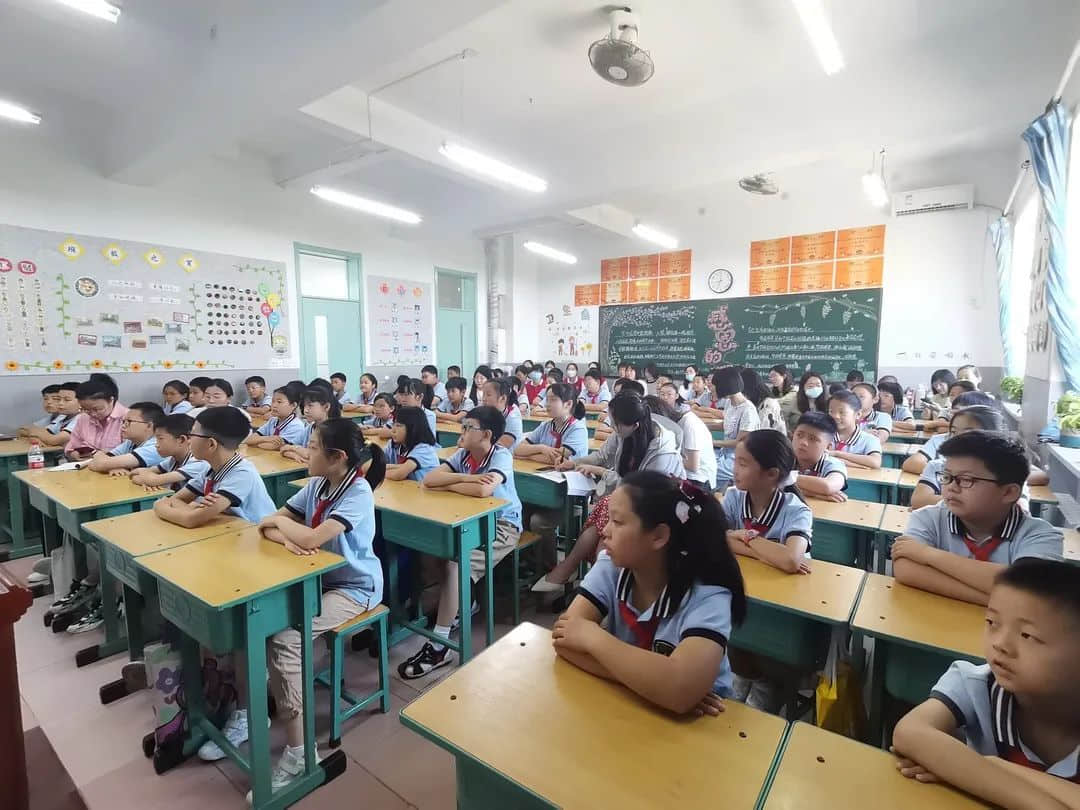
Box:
[679,365,699,401]
[524,368,547,407]
[796,371,828,419]
[564,362,583,397]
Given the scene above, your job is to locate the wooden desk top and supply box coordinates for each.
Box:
[239,446,307,475]
[13,468,164,510]
[250,415,268,429]
[0,438,63,458]
[376,479,506,526]
[437,422,463,434]
[882,442,918,456]
[137,525,344,609]
[845,466,902,485]
[897,471,921,490]
[1028,485,1058,504]
[852,573,984,659]
[1065,528,1079,562]
[738,557,865,624]
[588,437,604,451]
[762,722,989,810]
[82,510,248,556]
[807,498,884,530]
[879,504,913,536]
[401,622,787,810]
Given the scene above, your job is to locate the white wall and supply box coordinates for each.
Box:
[0,131,484,421]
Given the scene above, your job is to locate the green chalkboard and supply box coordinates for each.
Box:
[599,289,881,380]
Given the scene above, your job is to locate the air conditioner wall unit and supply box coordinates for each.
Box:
[891,184,974,217]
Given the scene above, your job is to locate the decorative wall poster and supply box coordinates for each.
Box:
[542,303,594,361]
[365,275,433,366]
[573,283,601,306]
[0,223,290,375]
[593,250,692,304]
[748,224,885,296]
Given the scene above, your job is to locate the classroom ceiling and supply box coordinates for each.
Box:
[2,0,1078,243]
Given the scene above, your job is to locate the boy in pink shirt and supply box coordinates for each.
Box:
[65,378,128,461]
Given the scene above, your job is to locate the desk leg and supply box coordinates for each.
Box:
[99,583,151,704]
[455,754,556,810]
[866,638,887,747]
[457,543,473,664]
[482,515,494,647]
[1,474,40,561]
[300,579,318,776]
[75,540,127,667]
[246,605,274,806]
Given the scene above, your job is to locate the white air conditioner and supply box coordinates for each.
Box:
[891,184,974,217]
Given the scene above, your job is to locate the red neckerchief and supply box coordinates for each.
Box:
[551,417,575,449]
[960,533,1007,562]
[272,413,296,436]
[463,444,496,474]
[617,600,662,650]
[586,389,600,404]
[834,425,861,452]
[311,467,362,528]
[503,403,516,418]
[988,675,1080,782]
[390,441,409,462]
[203,452,242,496]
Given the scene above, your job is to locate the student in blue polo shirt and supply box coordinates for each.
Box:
[21,381,81,447]
[893,559,1080,807]
[483,377,524,449]
[877,380,914,432]
[910,406,1007,509]
[360,393,396,439]
[401,406,522,679]
[154,406,276,527]
[791,412,848,501]
[579,368,611,413]
[86,401,165,474]
[246,385,307,449]
[902,391,997,474]
[251,419,387,795]
[242,375,272,416]
[828,389,882,469]
[162,380,193,415]
[435,376,474,423]
[280,386,341,464]
[892,431,1063,606]
[853,382,892,443]
[552,471,747,714]
[395,378,438,435]
[130,413,209,491]
[384,406,441,482]
[420,365,447,408]
[515,383,588,463]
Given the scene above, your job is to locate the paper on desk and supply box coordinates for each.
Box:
[563,470,596,496]
[46,461,86,471]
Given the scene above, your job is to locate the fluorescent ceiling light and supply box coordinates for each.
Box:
[861,172,889,208]
[439,142,547,193]
[523,241,577,264]
[632,223,678,249]
[55,0,121,22]
[0,99,41,125]
[310,186,422,225]
[791,0,845,75]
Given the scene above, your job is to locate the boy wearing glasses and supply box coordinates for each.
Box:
[892,431,1063,606]
[86,402,165,474]
[130,413,210,492]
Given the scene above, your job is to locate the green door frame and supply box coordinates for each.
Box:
[294,243,363,379]
[435,266,479,370]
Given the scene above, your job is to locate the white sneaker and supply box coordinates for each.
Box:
[32,557,51,575]
[27,570,51,585]
[198,709,267,762]
[245,744,313,804]
[530,576,566,594]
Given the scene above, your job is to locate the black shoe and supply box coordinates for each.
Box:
[397,642,453,680]
[50,581,88,610]
[52,585,97,618]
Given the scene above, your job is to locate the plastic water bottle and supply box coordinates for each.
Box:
[28,439,44,470]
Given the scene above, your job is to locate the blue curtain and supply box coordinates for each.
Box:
[1023,102,1080,392]
[988,216,1018,377]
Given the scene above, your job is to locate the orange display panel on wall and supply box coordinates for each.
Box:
[789,261,835,292]
[790,231,836,263]
[628,254,659,279]
[835,257,884,288]
[749,237,790,268]
[749,266,790,295]
[601,258,629,282]
[602,280,628,304]
[627,278,658,303]
[574,284,602,306]
[657,275,691,300]
[659,249,692,276]
[836,225,886,258]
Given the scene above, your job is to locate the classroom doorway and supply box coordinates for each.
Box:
[435,268,477,377]
[295,245,363,380]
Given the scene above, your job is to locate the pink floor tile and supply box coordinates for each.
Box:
[20,696,38,731]
[80,756,244,810]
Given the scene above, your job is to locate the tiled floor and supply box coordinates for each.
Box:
[9,554,559,809]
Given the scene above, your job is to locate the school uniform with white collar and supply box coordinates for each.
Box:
[335,389,353,405]
[930,660,1079,780]
[524,416,588,458]
[256,413,308,445]
[720,487,813,557]
[47,413,79,434]
[429,381,448,405]
[384,440,441,482]
[830,424,882,457]
[578,553,736,697]
[797,453,848,489]
[578,387,611,408]
[436,397,473,415]
[890,404,914,422]
[902,502,1063,563]
[242,393,272,409]
[916,432,949,462]
[917,457,1031,504]
[184,453,276,523]
[501,405,524,449]
[860,409,893,437]
[164,400,193,415]
[152,453,211,491]
[108,436,163,468]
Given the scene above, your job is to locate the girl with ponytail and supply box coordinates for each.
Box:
[515,382,588,463]
[255,418,385,789]
[552,471,746,714]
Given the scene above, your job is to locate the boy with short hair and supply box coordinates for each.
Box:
[130,413,210,491]
[402,406,522,678]
[435,376,474,422]
[891,431,1063,606]
[243,375,271,416]
[330,372,351,405]
[87,402,165,474]
[827,389,883,469]
[153,406,276,527]
[893,558,1080,806]
[21,382,81,445]
[420,365,447,407]
[446,364,461,379]
[24,384,60,429]
[188,376,213,408]
[845,369,864,389]
[579,369,611,413]
[791,411,848,501]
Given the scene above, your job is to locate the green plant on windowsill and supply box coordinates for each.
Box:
[1058,391,1080,448]
[1000,376,1023,402]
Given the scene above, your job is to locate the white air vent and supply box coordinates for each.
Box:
[891,184,974,217]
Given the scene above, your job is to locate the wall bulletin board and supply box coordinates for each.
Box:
[574,249,692,306]
[749,225,885,295]
[365,274,434,366]
[0,223,290,376]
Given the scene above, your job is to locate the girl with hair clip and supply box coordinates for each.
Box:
[552,471,748,714]
[384,406,441,482]
[281,387,340,463]
[469,365,493,407]
[343,373,378,414]
[533,392,685,592]
[256,419,386,796]
[483,377,524,449]
[719,429,813,713]
[394,378,437,434]
[360,393,396,439]
[515,383,588,464]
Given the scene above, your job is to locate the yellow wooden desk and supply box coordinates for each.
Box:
[138,526,346,806]
[1027,484,1059,520]
[401,622,788,810]
[249,414,268,429]
[879,505,912,537]
[762,722,989,809]
[852,573,984,746]
[845,465,901,504]
[239,446,308,505]
[807,497,885,567]
[0,438,63,560]
[436,421,463,448]
[1065,528,1079,563]
[14,467,167,665]
[588,436,605,451]
[881,441,917,469]
[81,510,247,704]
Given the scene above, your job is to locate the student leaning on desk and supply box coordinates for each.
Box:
[18,381,81,447]
[892,558,1080,809]
[85,402,165,474]
[280,386,340,465]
